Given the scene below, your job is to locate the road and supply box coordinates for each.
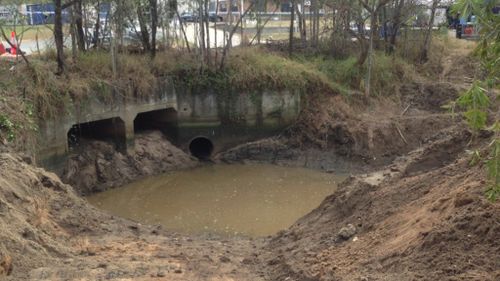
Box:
[16,37,56,55]
[178,23,241,48]
[10,23,241,55]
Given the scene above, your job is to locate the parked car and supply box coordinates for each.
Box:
[208,13,223,22]
[180,12,198,22]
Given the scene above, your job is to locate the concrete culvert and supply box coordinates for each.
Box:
[189,137,214,160]
[67,117,126,152]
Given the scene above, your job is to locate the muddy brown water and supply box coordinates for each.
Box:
[88,164,346,237]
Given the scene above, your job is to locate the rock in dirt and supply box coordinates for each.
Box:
[0,253,12,276]
[337,224,357,241]
[219,256,231,263]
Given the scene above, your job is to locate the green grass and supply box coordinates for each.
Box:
[292,51,412,96]
[3,24,54,41]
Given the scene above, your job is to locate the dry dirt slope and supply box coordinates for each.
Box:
[261,127,500,281]
[0,153,262,281]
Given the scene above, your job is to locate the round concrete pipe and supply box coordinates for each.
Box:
[189,136,214,160]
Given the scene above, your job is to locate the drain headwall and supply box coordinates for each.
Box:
[37,82,300,173]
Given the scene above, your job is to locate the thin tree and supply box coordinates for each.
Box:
[220,1,255,69]
[420,0,440,62]
[150,0,158,57]
[54,0,80,74]
[75,0,86,51]
[289,0,295,56]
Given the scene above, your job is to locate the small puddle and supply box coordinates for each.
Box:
[87,164,346,237]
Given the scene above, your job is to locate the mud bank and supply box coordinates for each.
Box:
[0,153,264,280]
[216,92,459,172]
[259,127,500,281]
[62,131,198,195]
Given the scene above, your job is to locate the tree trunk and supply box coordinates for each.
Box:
[289,0,295,56]
[249,5,278,44]
[300,0,306,44]
[420,0,439,62]
[175,9,191,52]
[198,0,206,59]
[75,0,85,51]
[389,0,404,52]
[54,0,65,74]
[256,0,262,44]
[69,7,77,60]
[204,0,211,65]
[215,0,219,62]
[311,0,318,47]
[220,2,255,69]
[365,11,375,96]
[137,5,151,52]
[149,0,158,57]
[93,0,101,48]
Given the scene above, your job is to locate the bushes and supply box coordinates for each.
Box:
[0,115,15,142]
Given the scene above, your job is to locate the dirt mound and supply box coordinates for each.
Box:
[400,81,461,113]
[62,131,198,194]
[0,153,104,279]
[261,128,500,281]
[442,54,482,83]
[0,153,264,280]
[285,93,458,166]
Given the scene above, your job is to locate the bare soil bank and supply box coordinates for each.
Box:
[216,82,460,171]
[62,131,198,195]
[260,127,500,281]
[0,153,263,280]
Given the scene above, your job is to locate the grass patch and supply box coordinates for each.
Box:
[293,51,412,96]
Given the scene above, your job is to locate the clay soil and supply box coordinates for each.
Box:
[1,37,499,280]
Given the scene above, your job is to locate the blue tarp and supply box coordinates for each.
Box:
[26,3,70,25]
[26,3,110,26]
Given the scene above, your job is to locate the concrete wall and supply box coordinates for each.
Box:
[175,89,300,153]
[37,79,300,172]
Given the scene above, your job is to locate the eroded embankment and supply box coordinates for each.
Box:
[0,153,263,280]
[62,131,198,194]
[216,81,461,170]
[259,127,500,281]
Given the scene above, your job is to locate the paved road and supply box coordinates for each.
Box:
[179,23,240,48]
[16,38,56,55]
[12,23,240,55]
